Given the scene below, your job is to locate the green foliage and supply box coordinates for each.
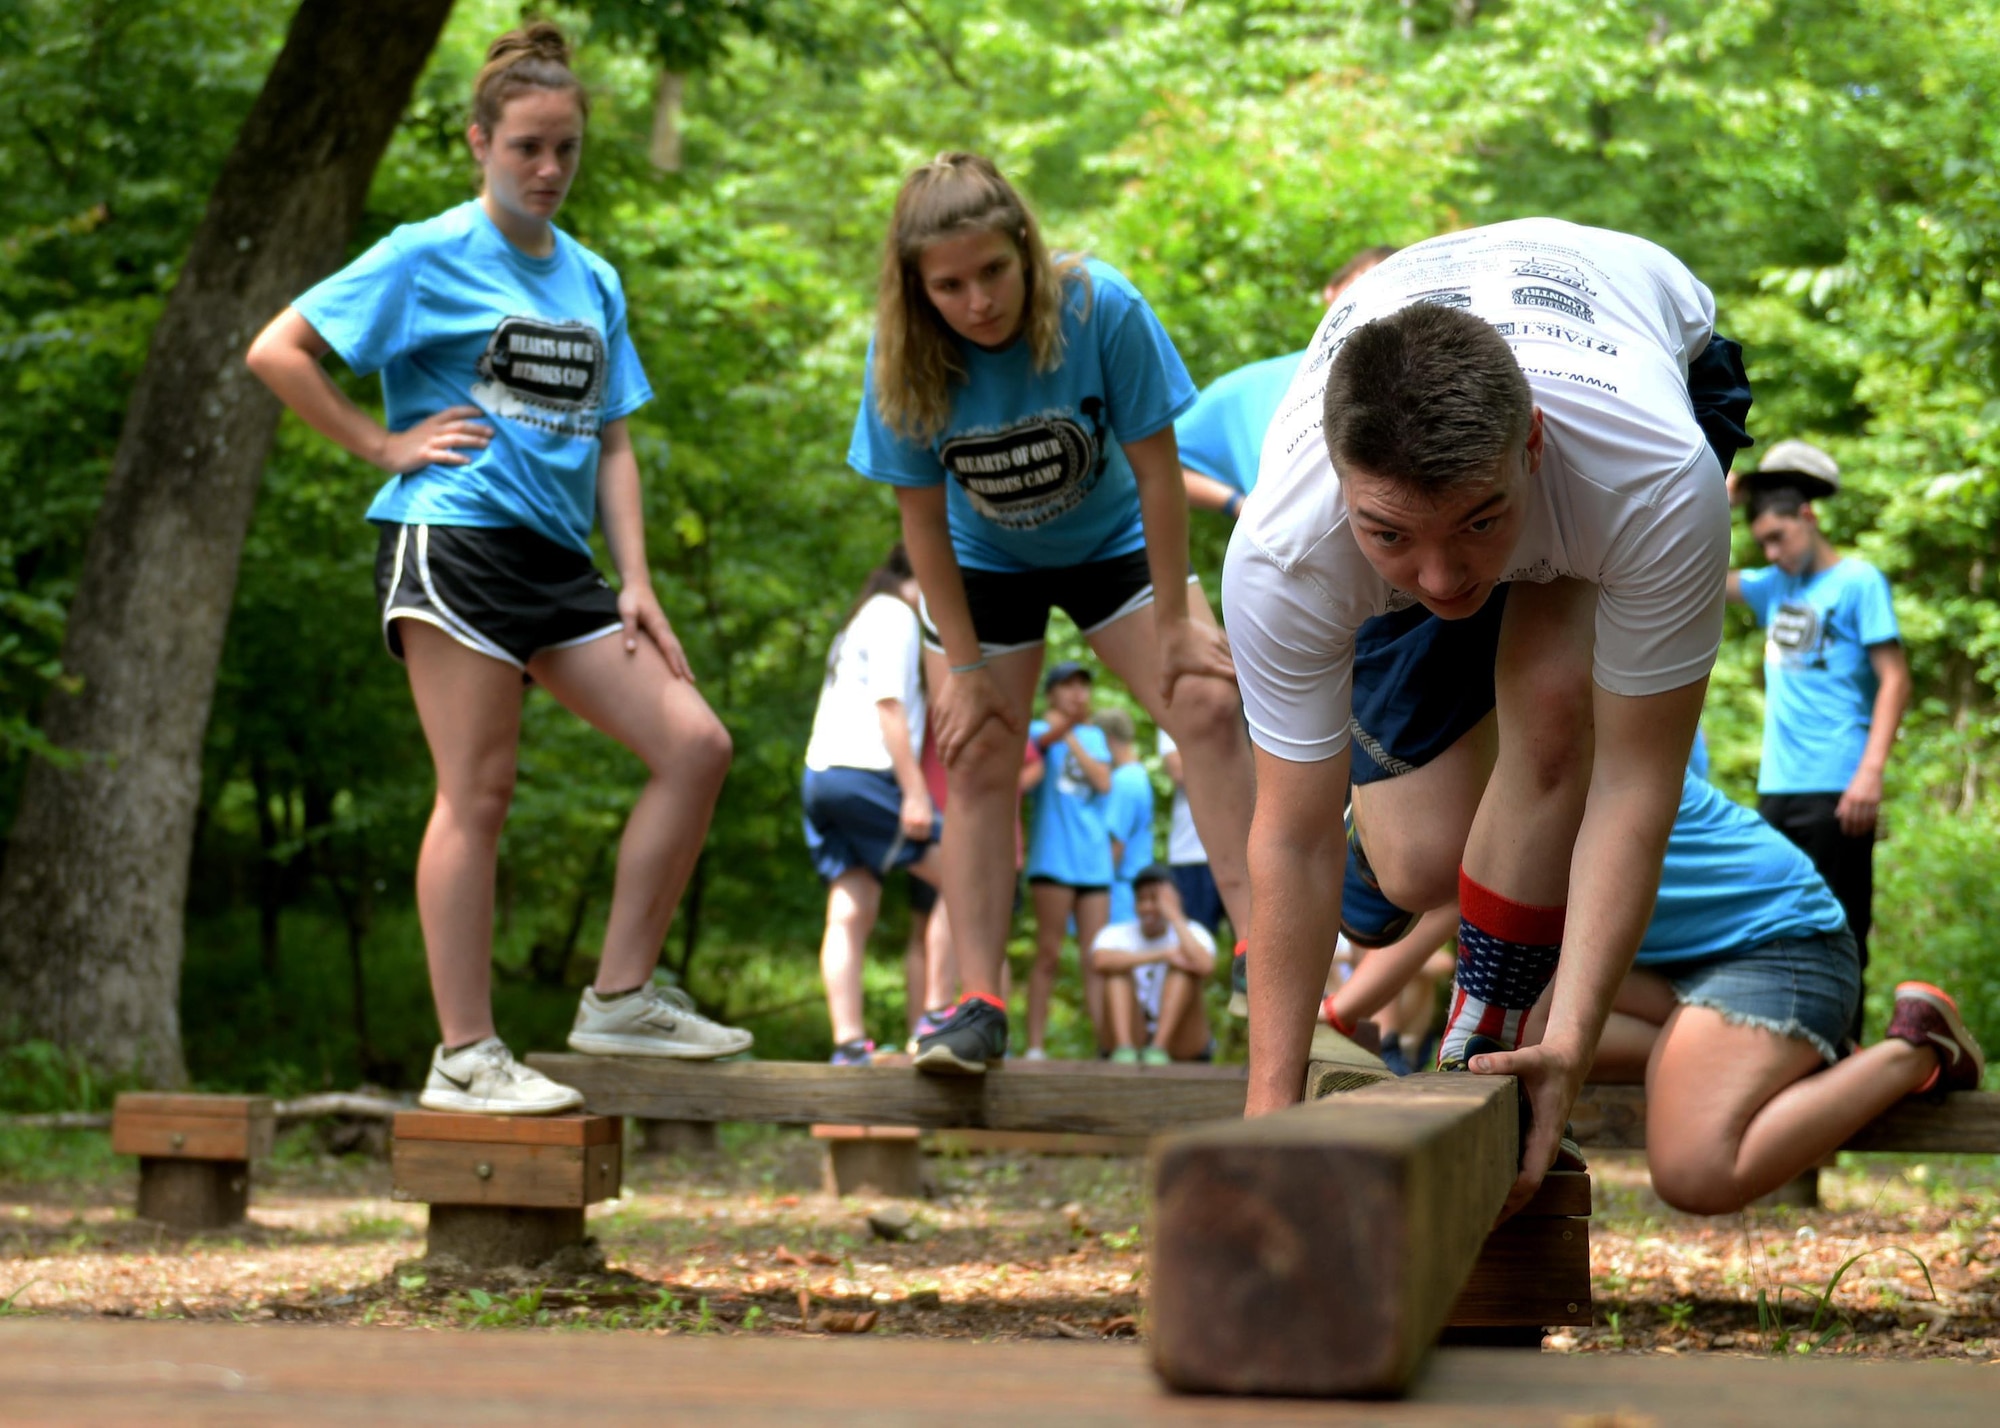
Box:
[4,0,2000,1091]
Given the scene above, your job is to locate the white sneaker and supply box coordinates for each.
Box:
[419,1037,585,1115]
[568,985,753,1060]
[1021,1047,1049,1062]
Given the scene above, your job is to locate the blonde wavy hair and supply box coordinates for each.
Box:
[871,153,1089,444]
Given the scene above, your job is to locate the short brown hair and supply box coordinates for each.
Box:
[1094,708,1135,745]
[473,22,587,135]
[1323,303,1532,494]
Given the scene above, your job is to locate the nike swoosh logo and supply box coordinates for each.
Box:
[1927,1031,1961,1066]
[436,1066,474,1091]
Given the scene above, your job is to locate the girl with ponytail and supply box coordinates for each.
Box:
[247,24,750,1113]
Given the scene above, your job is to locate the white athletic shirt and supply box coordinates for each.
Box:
[1153,730,1208,865]
[804,594,925,774]
[1092,918,1218,1027]
[1223,218,1731,763]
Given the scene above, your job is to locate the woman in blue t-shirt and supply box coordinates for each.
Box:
[848,152,1257,1073]
[246,24,749,1114]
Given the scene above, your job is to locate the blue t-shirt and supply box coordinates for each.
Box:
[1737,557,1898,794]
[1025,720,1113,885]
[1636,771,1849,966]
[295,201,654,557]
[847,259,1197,572]
[1104,761,1156,922]
[1172,349,1304,496]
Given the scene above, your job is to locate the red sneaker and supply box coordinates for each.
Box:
[1887,982,1986,1095]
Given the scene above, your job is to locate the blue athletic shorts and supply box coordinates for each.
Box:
[1649,925,1860,1065]
[1169,862,1226,939]
[802,766,940,883]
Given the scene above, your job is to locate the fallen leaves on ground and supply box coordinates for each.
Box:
[2,1130,1994,1360]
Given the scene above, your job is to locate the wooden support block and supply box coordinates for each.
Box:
[814,1124,923,1196]
[425,1206,587,1272]
[634,1119,719,1156]
[1752,1167,1820,1208]
[113,1092,274,1231]
[927,1128,1150,1157]
[1149,1072,1518,1398]
[136,1158,250,1230]
[112,1093,275,1162]
[526,1054,1244,1136]
[1447,1214,1592,1327]
[392,1112,621,1270]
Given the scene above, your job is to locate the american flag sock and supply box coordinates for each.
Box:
[1439,866,1565,1065]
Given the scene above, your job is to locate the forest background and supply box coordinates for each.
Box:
[2,0,1996,1100]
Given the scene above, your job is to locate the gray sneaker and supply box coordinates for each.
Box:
[419,1037,585,1115]
[568,984,753,1059]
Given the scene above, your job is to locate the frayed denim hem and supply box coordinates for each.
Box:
[1676,995,1841,1066]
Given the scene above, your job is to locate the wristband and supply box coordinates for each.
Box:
[949,658,988,675]
[1225,491,1245,518]
[1319,994,1355,1036]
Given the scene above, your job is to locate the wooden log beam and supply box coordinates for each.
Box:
[525,1056,1246,1136]
[1569,1085,2000,1153]
[1149,1072,1518,1398]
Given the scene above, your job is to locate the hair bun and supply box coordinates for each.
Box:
[486,20,571,70]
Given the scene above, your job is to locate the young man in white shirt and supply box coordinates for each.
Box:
[1092,865,1217,1064]
[1223,218,1753,1210]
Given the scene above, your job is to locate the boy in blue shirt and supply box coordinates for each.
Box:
[1095,708,1157,924]
[1174,247,1398,519]
[1025,662,1113,1056]
[1728,440,1911,1016]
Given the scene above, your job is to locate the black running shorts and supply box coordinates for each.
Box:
[918,549,1198,655]
[373,522,624,670]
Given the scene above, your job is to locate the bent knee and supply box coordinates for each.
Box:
[1649,1159,1753,1217]
[1163,680,1243,751]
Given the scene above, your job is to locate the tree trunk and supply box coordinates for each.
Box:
[0,0,456,1085]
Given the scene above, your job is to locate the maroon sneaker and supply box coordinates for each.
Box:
[1886,982,1986,1095]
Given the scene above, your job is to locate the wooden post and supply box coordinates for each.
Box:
[813,1125,923,1196]
[112,1093,274,1231]
[634,1119,719,1157]
[1148,1073,1518,1398]
[392,1112,621,1271]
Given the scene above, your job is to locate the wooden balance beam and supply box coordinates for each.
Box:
[1148,1072,1524,1398]
[525,1055,1248,1136]
[1571,1083,2000,1152]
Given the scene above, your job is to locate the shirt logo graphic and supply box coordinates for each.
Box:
[1511,286,1595,323]
[473,316,607,438]
[1408,286,1473,309]
[1512,258,1597,296]
[1768,600,1823,665]
[940,399,1108,531]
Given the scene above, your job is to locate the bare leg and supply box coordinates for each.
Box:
[903,901,929,1036]
[922,898,955,1013]
[1351,722,1496,914]
[1330,903,1461,1026]
[1646,1007,1935,1214]
[1029,880,1077,1054]
[399,622,527,1048]
[1523,966,1675,1082]
[1104,971,1141,1049]
[1074,888,1111,1049]
[1156,968,1213,1060]
[1087,584,1256,939]
[817,871,881,1048]
[1461,579,1597,907]
[528,632,732,994]
[924,645,1041,1002]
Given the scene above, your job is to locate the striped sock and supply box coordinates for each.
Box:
[1440,867,1565,1065]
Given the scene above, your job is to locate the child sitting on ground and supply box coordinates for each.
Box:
[1091,865,1216,1064]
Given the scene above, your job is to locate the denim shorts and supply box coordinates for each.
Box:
[1651,925,1861,1065]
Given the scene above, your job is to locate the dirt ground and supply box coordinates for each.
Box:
[2,1126,1996,1362]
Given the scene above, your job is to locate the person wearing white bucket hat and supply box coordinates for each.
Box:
[1727,439,1911,1039]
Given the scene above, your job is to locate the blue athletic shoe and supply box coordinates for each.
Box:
[830,1037,875,1067]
